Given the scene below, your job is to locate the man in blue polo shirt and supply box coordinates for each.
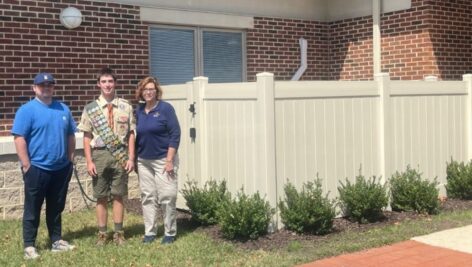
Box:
[12,72,76,260]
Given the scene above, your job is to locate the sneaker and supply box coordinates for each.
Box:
[24,246,40,260]
[113,231,125,245]
[96,231,108,246]
[51,240,76,252]
[161,235,175,245]
[143,235,156,244]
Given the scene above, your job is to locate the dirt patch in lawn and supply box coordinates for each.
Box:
[124,198,472,251]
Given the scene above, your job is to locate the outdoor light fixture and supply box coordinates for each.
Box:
[60,7,82,29]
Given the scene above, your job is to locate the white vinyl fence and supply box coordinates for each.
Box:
[163,73,472,226]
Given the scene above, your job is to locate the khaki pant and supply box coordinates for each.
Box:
[92,149,128,199]
[137,157,178,237]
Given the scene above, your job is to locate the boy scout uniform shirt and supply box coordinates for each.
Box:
[78,95,136,148]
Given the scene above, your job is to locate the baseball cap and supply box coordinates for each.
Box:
[33,72,56,85]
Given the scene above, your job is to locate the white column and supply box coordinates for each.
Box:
[464,74,472,160]
[376,73,391,185]
[373,0,382,76]
[256,72,278,230]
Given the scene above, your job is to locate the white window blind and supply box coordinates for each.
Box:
[150,28,195,85]
[150,26,245,85]
[203,31,243,83]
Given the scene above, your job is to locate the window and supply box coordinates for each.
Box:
[150,26,245,85]
[150,28,195,85]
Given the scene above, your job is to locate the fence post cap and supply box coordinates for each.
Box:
[424,75,438,81]
[256,72,274,77]
[463,74,472,80]
[374,72,390,78]
[193,76,208,81]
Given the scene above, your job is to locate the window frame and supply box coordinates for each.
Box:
[149,24,247,84]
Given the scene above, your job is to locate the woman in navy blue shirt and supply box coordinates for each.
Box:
[135,76,181,244]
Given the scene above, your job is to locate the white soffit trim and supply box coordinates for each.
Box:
[328,0,411,21]
[140,7,254,29]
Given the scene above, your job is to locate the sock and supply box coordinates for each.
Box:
[98,226,107,233]
[114,223,123,232]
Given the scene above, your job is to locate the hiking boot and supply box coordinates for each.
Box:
[113,231,125,245]
[96,231,108,246]
[161,235,175,245]
[143,235,156,244]
[51,240,76,252]
[24,246,40,260]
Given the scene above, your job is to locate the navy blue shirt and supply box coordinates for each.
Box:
[136,101,181,160]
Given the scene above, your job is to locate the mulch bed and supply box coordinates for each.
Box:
[124,198,472,251]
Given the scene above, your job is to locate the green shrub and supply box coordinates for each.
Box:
[338,174,388,223]
[279,178,336,235]
[390,166,440,214]
[446,160,472,200]
[218,189,274,240]
[181,180,231,225]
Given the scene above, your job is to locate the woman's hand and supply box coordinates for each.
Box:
[163,160,176,179]
[125,159,135,174]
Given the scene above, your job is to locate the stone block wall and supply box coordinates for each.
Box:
[0,150,140,219]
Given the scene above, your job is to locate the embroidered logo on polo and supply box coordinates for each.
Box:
[86,102,129,167]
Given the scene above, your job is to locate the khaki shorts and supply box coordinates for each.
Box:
[92,149,128,199]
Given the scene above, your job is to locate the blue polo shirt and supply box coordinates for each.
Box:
[136,101,181,160]
[11,98,76,171]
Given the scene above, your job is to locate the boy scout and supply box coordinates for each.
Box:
[78,67,135,245]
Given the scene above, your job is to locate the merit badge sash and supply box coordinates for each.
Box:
[86,101,129,167]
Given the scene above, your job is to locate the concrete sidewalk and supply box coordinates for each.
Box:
[299,225,472,267]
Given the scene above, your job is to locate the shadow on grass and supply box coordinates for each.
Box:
[63,226,97,241]
[176,215,200,236]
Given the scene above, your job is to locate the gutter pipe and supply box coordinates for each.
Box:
[291,38,308,81]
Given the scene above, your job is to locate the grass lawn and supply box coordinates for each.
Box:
[1,208,472,267]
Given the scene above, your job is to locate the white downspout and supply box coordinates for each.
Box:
[291,38,307,81]
[373,0,381,76]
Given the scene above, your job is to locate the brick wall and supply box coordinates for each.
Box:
[329,0,435,80]
[380,0,437,80]
[247,17,330,81]
[1,0,471,137]
[0,0,149,136]
[428,0,472,80]
[328,0,472,80]
[329,16,374,80]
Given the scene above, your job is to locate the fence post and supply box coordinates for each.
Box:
[464,74,472,160]
[256,72,278,230]
[191,77,209,185]
[375,73,391,185]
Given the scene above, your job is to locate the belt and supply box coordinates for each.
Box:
[93,146,107,150]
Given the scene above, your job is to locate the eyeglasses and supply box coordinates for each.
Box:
[143,88,156,93]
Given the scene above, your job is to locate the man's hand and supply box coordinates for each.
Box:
[21,162,31,174]
[86,161,97,177]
